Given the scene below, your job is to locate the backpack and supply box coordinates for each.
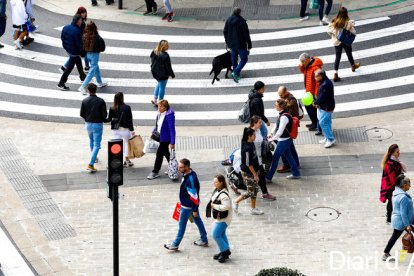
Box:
[283,113,300,139]
[238,99,251,123]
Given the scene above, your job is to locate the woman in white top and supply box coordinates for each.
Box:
[265,99,301,181]
[327,7,360,82]
[210,174,232,263]
[250,115,276,201]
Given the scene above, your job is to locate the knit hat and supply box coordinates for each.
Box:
[254,81,265,91]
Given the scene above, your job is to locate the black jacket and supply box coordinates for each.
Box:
[80,95,107,123]
[223,15,252,50]
[150,51,175,81]
[248,89,269,124]
[314,77,335,111]
[240,142,260,174]
[106,104,134,131]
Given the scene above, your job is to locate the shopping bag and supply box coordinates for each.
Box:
[172,202,181,221]
[128,135,145,159]
[143,138,159,154]
[402,231,414,253]
[309,0,319,9]
[167,149,179,180]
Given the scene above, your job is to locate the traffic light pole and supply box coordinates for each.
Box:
[112,184,119,276]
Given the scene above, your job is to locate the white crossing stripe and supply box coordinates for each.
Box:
[54,17,389,43]
[35,17,412,58]
[0,73,413,104]
[0,92,412,120]
[2,38,414,73]
[0,56,414,88]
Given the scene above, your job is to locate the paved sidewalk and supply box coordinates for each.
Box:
[35,0,414,29]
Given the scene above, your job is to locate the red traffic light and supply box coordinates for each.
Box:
[110,144,122,155]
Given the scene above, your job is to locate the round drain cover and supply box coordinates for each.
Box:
[364,127,393,141]
[306,207,341,222]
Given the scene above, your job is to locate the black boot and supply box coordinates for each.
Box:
[218,249,231,263]
[213,253,221,260]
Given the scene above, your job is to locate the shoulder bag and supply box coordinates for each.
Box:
[337,28,356,46]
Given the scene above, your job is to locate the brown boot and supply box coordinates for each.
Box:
[333,73,340,82]
[352,63,361,72]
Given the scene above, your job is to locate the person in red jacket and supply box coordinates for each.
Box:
[380,144,407,223]
[298,53,323,133]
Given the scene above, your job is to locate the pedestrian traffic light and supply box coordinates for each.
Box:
[108,139,123,187]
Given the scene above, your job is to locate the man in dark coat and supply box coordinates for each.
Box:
[314,69,335,148]
[57,14,86,91]
[223,7,252,83]
[248,81,270,137]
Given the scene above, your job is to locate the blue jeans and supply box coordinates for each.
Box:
[266,139,300,180]
[212,222,229,252]
[231,48,248,77]
[163,0,172,13]
[81,53,103,89]
[260,122,268,138]
[281,141,300,168]
[172,208,207,247]
[154,79,168,100]
[65,56,89,69]
[319,109,334,142]
[85,123,103,166]
[319,0,333,20]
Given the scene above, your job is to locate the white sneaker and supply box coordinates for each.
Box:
[322,16,330,24]
[324,139,335,148]
[299,16,309,22]
[319,138,327,144]
[14,39,22,49]
[78,86,87,95]
[250,208,264,215]
[97,81,108,88]
[232,201,239,214]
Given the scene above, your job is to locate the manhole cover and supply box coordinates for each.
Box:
[364,127,393,141]
[306,207,341,222]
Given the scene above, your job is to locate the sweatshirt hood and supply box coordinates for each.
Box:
[248,89,262,100]
[393,186,410,198]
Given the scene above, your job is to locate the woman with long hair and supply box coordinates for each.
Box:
[78,21,107,95]
[380,144,407,223]
[210,174,232,263]
[106,92,135,167]
[232,128,264,215]
[62,7,90,72]
[147,100,176,180]
[327,7,360,82]
[266,99,301,181]
[249,115,276,201]
[150,40,175,106]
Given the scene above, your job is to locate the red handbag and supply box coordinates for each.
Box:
[172,202,181,221]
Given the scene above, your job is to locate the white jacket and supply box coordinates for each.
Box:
[11,0,27,26]
[327,20,356,46]
[211,188,232,225]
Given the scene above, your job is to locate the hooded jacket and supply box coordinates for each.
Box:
[391,186,414,231]
[223,15,252,50]
[150,51,175,81]
[61,21,83,56]
[10,0,27,26]
[299,57,323,97]
[248,89,269,124]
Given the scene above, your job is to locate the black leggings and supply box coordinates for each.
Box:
[384,228,406,254]
[145,0,157,12]
[386,199,393,223]
[334,44,355,71]
[152,142,170,173]
[258,165,268,194]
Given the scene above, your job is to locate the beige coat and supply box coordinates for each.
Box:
[327,20,356,46]
[211,188,232,225]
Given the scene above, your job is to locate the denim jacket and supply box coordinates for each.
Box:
[391,186,414,230]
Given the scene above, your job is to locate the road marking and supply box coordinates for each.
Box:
[0,92,412,120]
[35,18,414,58]
[1,38,414,72]
[0,73,413,104]
[0,55,414,88]
[54,17,388,43]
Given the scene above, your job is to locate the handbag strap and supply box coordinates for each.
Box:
[170,148,176,159]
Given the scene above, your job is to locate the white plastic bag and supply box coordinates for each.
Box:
[143,138,159,154]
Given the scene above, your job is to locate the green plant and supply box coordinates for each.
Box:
[256,267,305,276]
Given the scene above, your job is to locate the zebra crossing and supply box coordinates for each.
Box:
[0,9,413,126]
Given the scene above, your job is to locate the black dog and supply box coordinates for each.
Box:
[209,51,232,84]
